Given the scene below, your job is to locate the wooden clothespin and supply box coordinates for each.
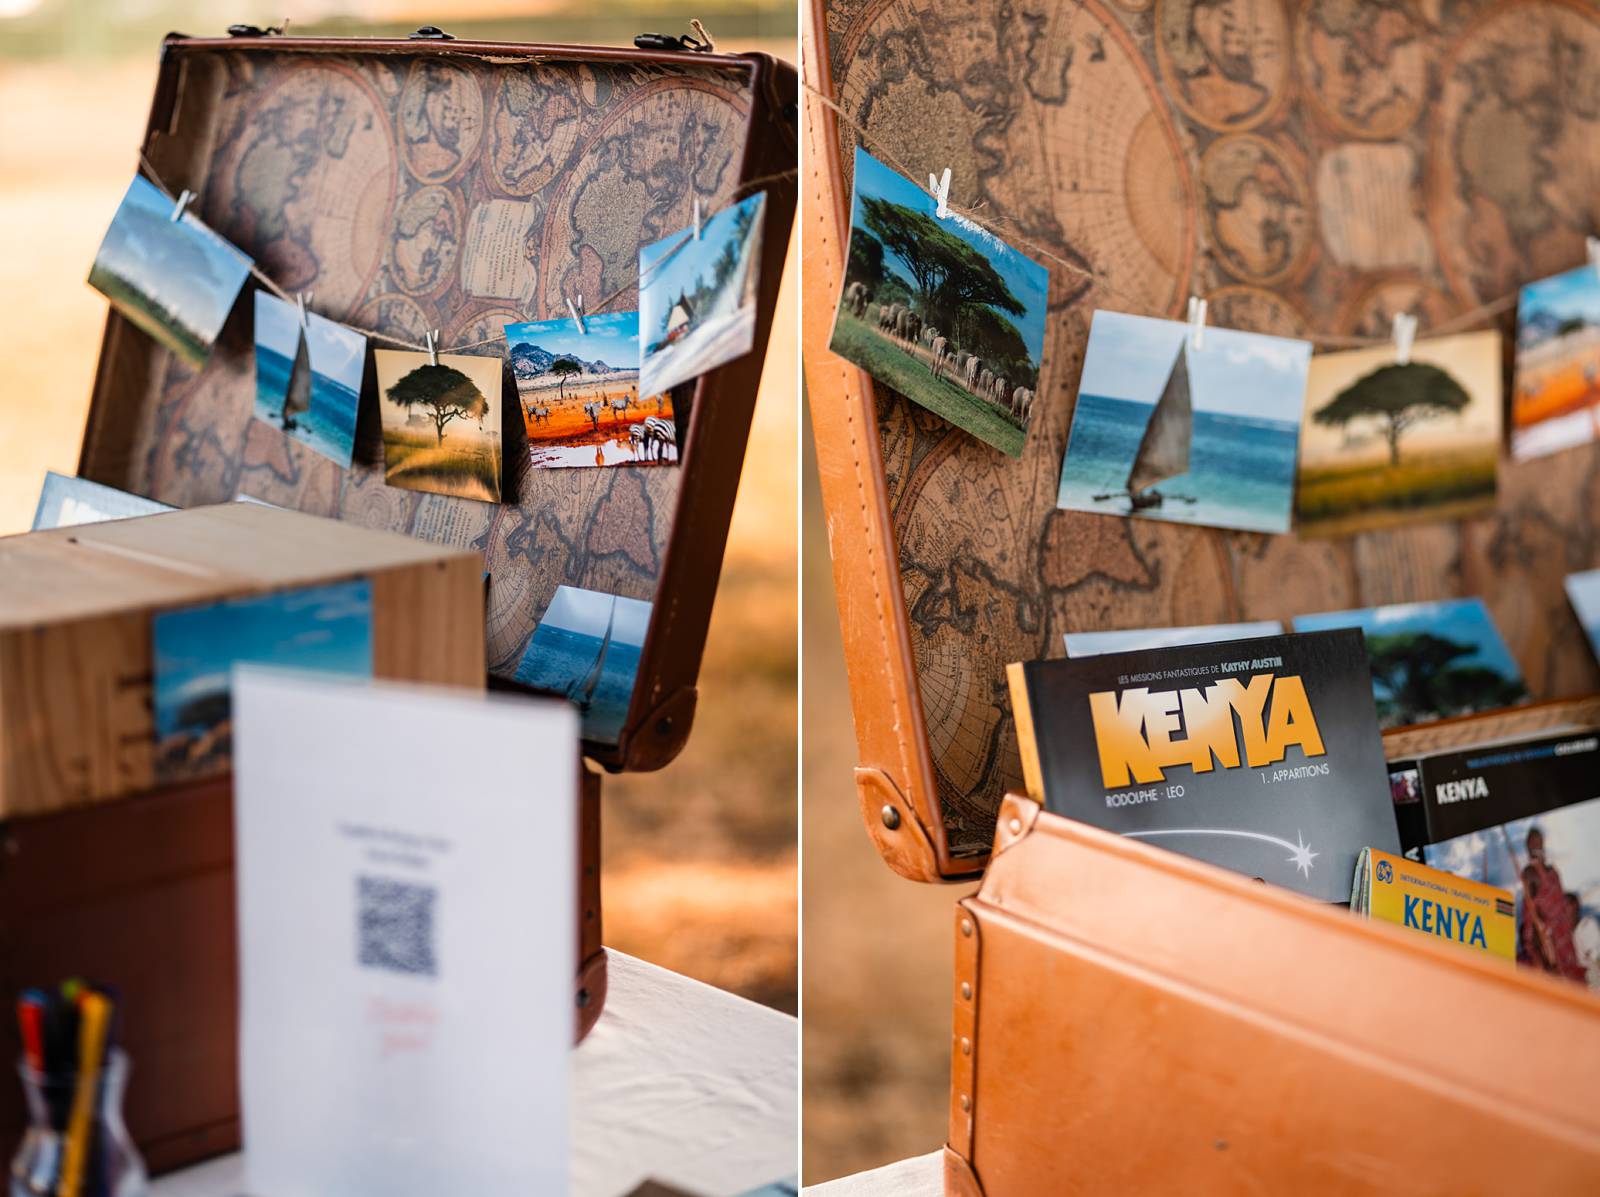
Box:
[688,18,715,51]
[928,167,951,220]
[692,197,703,241]
[425,329,439,367]
[170,189,195,222]
[1391,311,1418,366]
[566,294,588,334]
[1186,295,1208,350]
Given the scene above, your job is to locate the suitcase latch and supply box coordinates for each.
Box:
[635,21,715,53]
[226,23,286,37]
[408,25,455,40]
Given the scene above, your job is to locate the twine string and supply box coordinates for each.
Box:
[135,152,796,354]
[801,81,1526,350]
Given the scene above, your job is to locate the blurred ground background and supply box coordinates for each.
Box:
[0,1,797,1011]
[801,413,972,1184]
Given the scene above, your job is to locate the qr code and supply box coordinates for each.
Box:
[357,876,437,978]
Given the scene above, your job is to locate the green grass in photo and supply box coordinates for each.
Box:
[830,313,1024,457]
[1296,446,1498,537]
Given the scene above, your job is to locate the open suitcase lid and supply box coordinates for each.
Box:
[802,0,1600,881]
[78,25,797,774]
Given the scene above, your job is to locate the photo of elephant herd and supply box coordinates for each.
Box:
[829,147,1050,457]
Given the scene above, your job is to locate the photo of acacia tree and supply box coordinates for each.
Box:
[1295,331,1501,537]
[827,146,1048,457]
[1295,598,1530,728]
[374,348,503,503]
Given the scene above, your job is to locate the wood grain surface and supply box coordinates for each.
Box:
[822,0,1600,856]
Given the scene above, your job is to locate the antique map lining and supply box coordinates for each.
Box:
[827,0,1600,855]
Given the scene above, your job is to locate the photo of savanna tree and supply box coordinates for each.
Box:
[374,348,504,503]
[1295,598,1529,729]
[1295,332,1501,537]
[827,146,1049,457]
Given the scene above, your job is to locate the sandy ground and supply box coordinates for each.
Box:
[0,42,798,1022]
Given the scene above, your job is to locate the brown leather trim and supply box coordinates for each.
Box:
[577,763,605,1041]
[948,897,981,1159]
[575,949,609,1043]
[802,0,976,882]
[942,1146,986,1197]
[988,793,1039,859]
[855,767,941,882]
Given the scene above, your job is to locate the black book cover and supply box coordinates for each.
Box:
[1412,730,1600,845]
[1009,628,1398,901]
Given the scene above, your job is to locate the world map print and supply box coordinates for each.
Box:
[83,46,756,729]
[824,0,1600,858]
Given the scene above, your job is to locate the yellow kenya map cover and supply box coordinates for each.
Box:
[1352,847,1514,961]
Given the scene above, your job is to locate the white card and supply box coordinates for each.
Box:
[233,669,577,1196]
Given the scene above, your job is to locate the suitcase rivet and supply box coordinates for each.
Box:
[1007,817,1021,835]
[960,1037,971,1056]
[961,919,972,937]
[960,982,971,1000]
[577,988,591,1008]
[880,804,900,830]
[960,1095,970,1112]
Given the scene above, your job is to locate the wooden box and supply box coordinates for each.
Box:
[802,0,1600,1192]
[0,501,485,818]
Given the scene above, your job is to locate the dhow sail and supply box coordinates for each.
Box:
[1125,340,1193,495]
[282,337,312,427]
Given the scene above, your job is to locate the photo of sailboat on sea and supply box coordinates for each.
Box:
[1057,309,1312,534]
[513,584,651,745]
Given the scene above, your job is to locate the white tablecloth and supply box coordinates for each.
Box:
[802,1152,941,1197]
[152,951,796,1197]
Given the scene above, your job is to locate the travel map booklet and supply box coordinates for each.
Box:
[1009,629,1398,901]
[1390,729,1600,990]
[1351,847,1515,961]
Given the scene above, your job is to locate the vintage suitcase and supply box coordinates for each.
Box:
[1,21,794,1174]
[802,0,1600,1191]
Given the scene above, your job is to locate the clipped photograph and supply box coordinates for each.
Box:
[1513,263,1600,461]
[827,146,1047,458]
[505,311,677,469]
[253,291,308,435]
[152,578,374,783]
[1295,597,1529,729]
[88,174,253,367]
[297,312,367,468]
[1057,309,1311,533]
[513,584,649,746]
[1296,331,1501,537]
[638,189,766,398]
[375,348,503,503]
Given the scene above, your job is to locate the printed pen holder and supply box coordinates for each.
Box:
[10,1051,145,1197]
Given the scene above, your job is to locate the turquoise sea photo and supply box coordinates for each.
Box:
[1056,310,1312,534]
[252,292,365,468]
[514,584,650,745]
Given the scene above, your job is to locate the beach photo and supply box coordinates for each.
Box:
[1565,568,1600,660]
[513,584,649,745]
[152,578,374,783]
[1294,598,1529,728]
[375,348,503,503]
[1296,332,1501,537]
[1513,264,1600,461]
[296,312,366,467]
[827,146,1048,458]
[253,292,309,436]
[505,311,676,469]
[88,174,253,367]
[638,190,765,398]
[1057,310,1311,533]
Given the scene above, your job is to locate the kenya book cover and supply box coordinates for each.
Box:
[1009,628,1398,901]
